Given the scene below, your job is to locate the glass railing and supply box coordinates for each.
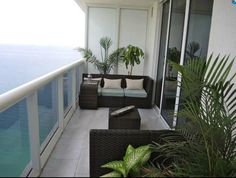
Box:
[63,71,73,115]
[0,99,30,177]
[38,80,59,152]
[0,59,85,177]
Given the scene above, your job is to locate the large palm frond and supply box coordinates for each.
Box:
[106,47,126,72]
[149,55,236,176]
[186,41,200,59]
[78,37,125,74]
[100,37,112,62]
[78,47,97,63]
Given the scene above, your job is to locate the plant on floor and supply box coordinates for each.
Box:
[78,37,125,74]
[123,45,144,75]
[101,144,151,177]
[143,54,236,177]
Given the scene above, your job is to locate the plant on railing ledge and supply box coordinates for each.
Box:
[78,37,125,74]
[101,144,151,177]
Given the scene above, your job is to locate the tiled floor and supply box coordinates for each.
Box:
[40,107,168,177]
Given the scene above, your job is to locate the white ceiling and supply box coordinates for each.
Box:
[74,0,158,9]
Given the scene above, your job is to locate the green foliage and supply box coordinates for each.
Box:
[167,47,181,63]
[101,144,151,177]
[78,37,125,74]
[100,171,122,177]
[146,54,236,177]
[123,45,144,75]
[167,47,181,78]
[186,41,200,59]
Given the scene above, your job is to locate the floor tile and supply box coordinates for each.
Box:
[40,107,167,177]
[40,159,78,177]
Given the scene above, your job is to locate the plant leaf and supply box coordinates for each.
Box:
[124,145,150,173]
[101,160,126,177]
[100,171,122,177]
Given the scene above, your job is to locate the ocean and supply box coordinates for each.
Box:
[0,44,82,95]
[0,44,82,176]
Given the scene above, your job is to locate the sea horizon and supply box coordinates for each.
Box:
[0,44,82,95]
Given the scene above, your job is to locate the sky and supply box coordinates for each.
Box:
[0,0,85,48]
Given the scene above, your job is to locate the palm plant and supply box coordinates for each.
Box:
[186,41,201,59]
[78,37,125,74]
[146,55,236,176]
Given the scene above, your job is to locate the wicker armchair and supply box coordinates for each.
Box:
[89,129,177,177]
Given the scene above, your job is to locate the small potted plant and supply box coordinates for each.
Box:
[123,45,144,75]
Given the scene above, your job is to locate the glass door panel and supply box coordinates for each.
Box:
[161,0,186,127]
[176,0,213,126]
[155,1,170,107]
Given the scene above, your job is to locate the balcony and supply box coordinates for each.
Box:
[0,59,86,177]
[0,0,235,176]
[0,58,167,177]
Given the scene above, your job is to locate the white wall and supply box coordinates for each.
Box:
[207,0,236,81]
[143,2,161,78]
[118,9,148,75]
[87,6,155,75]
[87,7,117,73]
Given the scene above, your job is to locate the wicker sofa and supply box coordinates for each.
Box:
[89,129,182,177]
[90,129,177,177]
[82,74,154,108]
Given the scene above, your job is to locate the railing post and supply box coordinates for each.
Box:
[71,67,77,110]
[57,75,64,130]
[27,92,41,177]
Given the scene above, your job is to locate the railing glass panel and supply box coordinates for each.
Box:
[76,66,81,100]
[0,99,30,177]
[37,80,59,151]
[63,71,73,114]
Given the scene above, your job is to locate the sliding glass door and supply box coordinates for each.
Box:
[155,0,213,128]
[155,1,170,108]
[161,0,186,127]
[176,0,213,126]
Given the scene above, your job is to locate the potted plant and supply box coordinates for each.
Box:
[123,45,144,75]
[167,47,180,79]
[78,37,125,74]
[144,55,236,177]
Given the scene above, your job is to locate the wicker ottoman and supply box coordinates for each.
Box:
[108,108,141,129]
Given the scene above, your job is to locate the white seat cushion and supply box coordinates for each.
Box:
[126,78,144,90]
[103,78,121,89]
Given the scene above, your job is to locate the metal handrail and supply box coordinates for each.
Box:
[0,58,86,112]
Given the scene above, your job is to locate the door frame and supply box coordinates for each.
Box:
[155,0,191,128]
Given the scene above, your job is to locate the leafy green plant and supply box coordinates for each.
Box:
[101,144,151,177]
[123,45,144,75]
[186,41,200,59]
[167,47,181,63]
[145,55,236,177]
[78,37,125,74]
[167,47,181,78]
